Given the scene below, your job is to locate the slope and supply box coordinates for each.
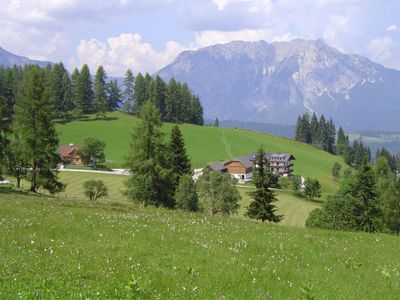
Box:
[57,111,344,194]
[1,191,399,299]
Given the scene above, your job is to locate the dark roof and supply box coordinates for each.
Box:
[225,156,253,169]
[207,162,227,172]
[248,152,295,162]
[59,145,80,157]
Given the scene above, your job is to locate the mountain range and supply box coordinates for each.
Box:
[0,46,52,68]
[157,39,400,131]
[1,40,400,132]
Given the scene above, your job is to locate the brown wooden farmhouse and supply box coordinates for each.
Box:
[59,144,82,165]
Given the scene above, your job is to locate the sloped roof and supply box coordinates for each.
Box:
[207,162,227,172]
[59,145,80,157]
[226,156,253,169]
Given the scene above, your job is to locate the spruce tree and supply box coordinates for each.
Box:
[165,78,179,122]
[49,63,72,120]
[94,66,108,118]
[175,175,199,211]
[310,113,320,146]
[190,95,204,125]
[106,80,122,111]
[71,68,83,118]
[124,102,174,207]
[336,127,348,156]
[149,75,167,119]
[168,125,191,186]
[351,157,382,232]
[246,147,282,222]
[79,64,93,114]
[13,66,64,193]
[123,69,135,112]
[132,73,148,114]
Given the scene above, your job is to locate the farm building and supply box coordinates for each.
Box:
[206,152,295,183]
[248,152,295,177]
[59,144,83,165]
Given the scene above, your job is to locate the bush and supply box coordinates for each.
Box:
[305,208,331,229]
[82,180,108,201]
[175,175,199,211]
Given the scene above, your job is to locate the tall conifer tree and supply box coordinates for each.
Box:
[123,69,135,112]
[79,64,93,114]
[246,147,282,222]
[13,66,63,193]
[94,66,108,118]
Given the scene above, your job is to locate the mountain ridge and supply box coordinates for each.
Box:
[157,39,400,131]
[0,46,52,68]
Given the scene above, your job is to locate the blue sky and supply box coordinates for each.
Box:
[0,0,399,76]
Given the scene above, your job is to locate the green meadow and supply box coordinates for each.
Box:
[57,112,344,194]
[1,189,399,299]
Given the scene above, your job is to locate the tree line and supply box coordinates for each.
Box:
[295,113,375,169]
[0,64,204,125]
[122,71,203,125]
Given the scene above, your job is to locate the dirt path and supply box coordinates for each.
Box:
[220,128,233,158]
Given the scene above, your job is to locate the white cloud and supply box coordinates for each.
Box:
[387,24,398,32]
[71,33,186,76]
[367,36,396,64]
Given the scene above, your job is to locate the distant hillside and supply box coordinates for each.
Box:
[158,39,400,132]
[57,111,344,194]
[0,46,52,68]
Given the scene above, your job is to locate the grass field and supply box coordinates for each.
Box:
[1,189,399,299]
[57,112,344,194]
[55,172,318,228]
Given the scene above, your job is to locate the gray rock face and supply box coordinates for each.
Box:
[157,39,400,131]
[0,47,52,68]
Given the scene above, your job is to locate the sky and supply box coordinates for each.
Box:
[0,0,399,76]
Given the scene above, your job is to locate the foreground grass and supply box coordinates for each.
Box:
[1,189,399,299]
[57,111,344,194]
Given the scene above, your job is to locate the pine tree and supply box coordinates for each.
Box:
[149,75,167,119]
[13,66,64,193]
[165,78,179,122]
[310,113,320,146]
[49,63,72,120]
[190,95,204,125]
[71,68,83,118]
[213,118,219,127]
[295,113,311,144]
[175,175,199,211]
[336,127,348,156]
[351,157,382,232]
[124,102,174,207]
[106,80,121,111]
[123,69,135,112]
[168,125,191,186]
[94,66,108,118]
[79,64,93,114]
[246,147,282,222]
[327,118,336,154]
[132,73,148,114]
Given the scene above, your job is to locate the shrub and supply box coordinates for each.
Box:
[83,180,108,201]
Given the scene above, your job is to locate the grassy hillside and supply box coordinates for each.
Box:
[1,190,399,299]
[57,112,344,194]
